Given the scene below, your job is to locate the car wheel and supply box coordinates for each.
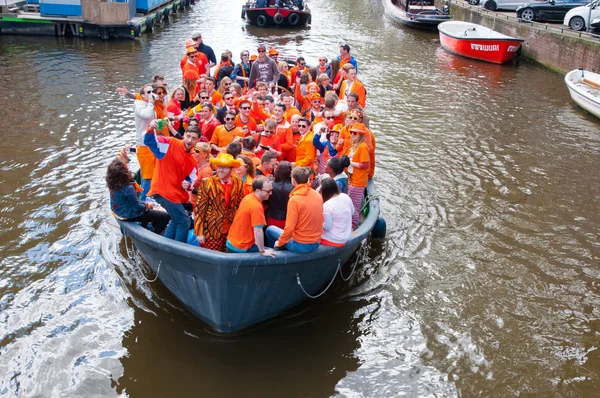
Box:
[483,0,497,11]
[520,8,535,22]
[468,0,479,5]
[569,16,585,31]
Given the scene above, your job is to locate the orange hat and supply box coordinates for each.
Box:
[331,123,343,132]
[210,153,243,169]
[349,122,366,134]
[236,98,252,108]
[347,109,363,119]
[186,46,198,54]
[309,93,324,103]
[306,82,319,92]
[185,39,196,48]
[183,68,200,81]
[268,48,278,55]
[250,54,258,61]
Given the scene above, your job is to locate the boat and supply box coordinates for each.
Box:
[565,68,600,119]
[241,1,311,28]
[438,21,523,64]
[118,180,383,333]
[383,0,451,30]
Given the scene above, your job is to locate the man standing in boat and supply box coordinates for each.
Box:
[226,176,276,256]
[191,32,216,72]
[337,44,358,72]
[194,153,245,252]
[247,44,280,91]
[144,122,200,243]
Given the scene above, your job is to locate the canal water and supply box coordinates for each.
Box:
[1,0,600,396]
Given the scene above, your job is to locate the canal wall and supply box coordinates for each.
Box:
[436,0,600,74]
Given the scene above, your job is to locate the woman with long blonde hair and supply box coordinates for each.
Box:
[217,77,232,96]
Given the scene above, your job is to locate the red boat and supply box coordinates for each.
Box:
[242,1,311,28]
[438,21,523,64]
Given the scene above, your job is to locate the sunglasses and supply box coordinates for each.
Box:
[189,53,198,57]
[240,106,251,110]
[225,117,235,121]
[350,132,359,135]
[299,62,305,66]
[242,53,249,57]
[260,188,273,193]
[258,49,266,53]
[201,96,210,99]
[298,124,308,128]
[347,116,359,120]
[224,96,234,100]
[224,83,231,86]
[324,116,335,119]
[263,130,273,134]
[319,59,326,62]
[194,148,204,153]
[145,90,153,94]
[156,91,166,95]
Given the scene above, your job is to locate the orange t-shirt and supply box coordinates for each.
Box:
[210,125,244,148]
[227,193,266,250]
[210,90,223,107]
[180,53,208,76]
[349,142,370,188]
[243,175,254,197]
[234,115,258,135]
[295,131,316,168]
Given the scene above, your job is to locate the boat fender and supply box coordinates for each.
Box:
[288,12,300,25]
[371,217,387,239]
[273,12,284,24]
[163,7,169,18]
[145,17,154,32]
[256,14,268,26]
[307,13,311,25]
[241,6,246,19]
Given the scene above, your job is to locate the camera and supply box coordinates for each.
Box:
[128,147,137,153]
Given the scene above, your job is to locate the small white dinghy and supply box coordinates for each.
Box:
[565,68,600,119]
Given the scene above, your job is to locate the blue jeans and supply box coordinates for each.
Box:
[226,241,260,253]
[152,194,190,243]
[140,178,152,202]
[265,226,320,254]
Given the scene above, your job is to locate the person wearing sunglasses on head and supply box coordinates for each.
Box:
[211,110,244,153]
[230,50,251,91]
[317,56,332,79]
[247,44,280,91]
[190,32,216,72]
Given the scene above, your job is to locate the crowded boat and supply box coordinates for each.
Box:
[109,34,374,257]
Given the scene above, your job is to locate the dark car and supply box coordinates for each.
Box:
[516,0,590,22]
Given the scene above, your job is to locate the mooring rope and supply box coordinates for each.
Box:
[296,263,341,299]
[140,262,161,283]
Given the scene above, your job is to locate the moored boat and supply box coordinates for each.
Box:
[438,21,523,64]
[118,180,382,333]
[383,0,450,30]
[565,68,600,119]
[242,1,311,28]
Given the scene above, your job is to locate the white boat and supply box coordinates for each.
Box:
[565,68,600,119]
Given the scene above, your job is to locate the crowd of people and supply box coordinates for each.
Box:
[107,32,375,256]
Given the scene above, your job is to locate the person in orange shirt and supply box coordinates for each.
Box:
[339,67,366,109]
[265,167,323,253]
[281,92,300,122]
[180,39,209,77]
[254,120,282,161]
[210,110,244,152]
[273,102,294,161]
[336,109,361,157]
[205,77,222,107]
[234,98,258,135]
[346,123,370,230]
[294,117,317,169]
[302,92,325,122]
[289,57,307,83]
[295,81,320,114]
[226,176,276,255]
[236,155,255,197]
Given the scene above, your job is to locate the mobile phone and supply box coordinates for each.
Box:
[259,144,270,150]
[128,147,137,153]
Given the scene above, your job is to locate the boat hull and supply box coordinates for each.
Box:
[244,6,311,27]
[565,69,600,119]
[438,21,523,64]
[119,180,380,333]
[383,0,450,30]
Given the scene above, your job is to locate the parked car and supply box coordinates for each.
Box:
[592,15,600,30]
[516,0,589,22]
[563,0,600,30]
[482,0,528,11]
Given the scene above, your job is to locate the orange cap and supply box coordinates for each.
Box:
[268,48,278,55]
[349,122,366,134]
[183,68,200,81]
[250,54,258,61]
